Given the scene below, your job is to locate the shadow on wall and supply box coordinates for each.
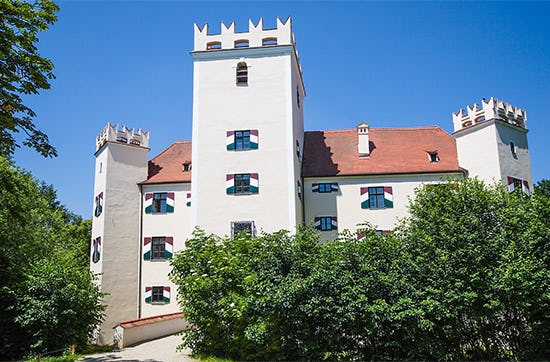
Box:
[302,131,339,176]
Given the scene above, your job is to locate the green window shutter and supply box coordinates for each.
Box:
[226,131,235,150]
[166,192,175,213]
[163,287,170,303]
[143,237,152,260]
[360,187,369,209]
[250,173,259,193]
[144,193,153,214]
[250,129,259,149]
[145,286,152,303]
[383,187,393,208]
[226,174,234,194]
[165,237,173,259]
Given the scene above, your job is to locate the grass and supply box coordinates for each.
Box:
[196,354,234,362]
[24,344,114,362]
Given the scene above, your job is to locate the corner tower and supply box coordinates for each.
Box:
[453,98,533,192]
[90,123,149,344]
[190,18,305,235]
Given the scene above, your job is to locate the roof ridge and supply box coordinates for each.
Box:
[305,126,445,134]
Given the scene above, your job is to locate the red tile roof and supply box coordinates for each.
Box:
[141,141,192,184]
[115,312,183,329]
[302,127,463,177]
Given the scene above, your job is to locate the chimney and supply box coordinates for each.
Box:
[357,122,370,157]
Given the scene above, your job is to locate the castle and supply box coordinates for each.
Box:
[90,18,533,344]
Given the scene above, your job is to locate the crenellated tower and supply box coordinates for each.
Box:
[190,17,305,236]
[453,97,533,192]
[91,123,149,344]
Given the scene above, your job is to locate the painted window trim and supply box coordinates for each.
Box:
[145,286,170,304]
[360,186,394,209]
[143,236,174,260]
[226,129,259,151]
[312,182,339,193]
[144,192,175,214]
[226,173,259,195]
[94,192,103,217]
[91,236,101,263]
[507,176,530,195]
[314,216,337,231]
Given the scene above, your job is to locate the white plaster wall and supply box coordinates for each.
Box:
[304,173,464,240]
[192,47,300,236]
[90,147,108,282]
[117,317,187,348]
[141,183,191,317]
[455,121,502,185]
[92,142,149,345]
[494,122,533,190]
[290,52,305,227]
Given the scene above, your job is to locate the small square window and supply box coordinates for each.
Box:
[368,187,385,209]
[152,286,164,303]
[320,216,333,231]
[231,221,255,237]
[235,131,251,150]
[235,174,251,194]
[153,193,167,213]
[318,183,334,193]
[151,237,166,261]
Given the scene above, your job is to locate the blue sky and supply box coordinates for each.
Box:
[14,1,550,217]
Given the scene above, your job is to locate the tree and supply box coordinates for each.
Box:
[0,157,103,359]
[397,178,550,360]
[0,0,59,158]
[534,179,550,199]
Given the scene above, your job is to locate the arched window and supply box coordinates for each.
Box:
[236,62,248,85]
[262,37,277,46]
[207,41,221,50]
[234,39,249,48]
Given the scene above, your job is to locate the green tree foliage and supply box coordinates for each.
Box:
[0,0,59,158]
[0,157,103,359]
[534,178,550,199]
[171,178,549,361]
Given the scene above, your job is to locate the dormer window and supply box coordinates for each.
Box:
[236,62,248,86]
[207,41,221,50]
[428,151,439,163]
[234,39,249,48]
[183,161,191,172]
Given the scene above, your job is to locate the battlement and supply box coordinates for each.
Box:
[453,97,527,132]
[193,17,294,52]
[96,123,149,152]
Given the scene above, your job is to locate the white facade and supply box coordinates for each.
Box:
[90,18,534,345]
[190,17,304,236]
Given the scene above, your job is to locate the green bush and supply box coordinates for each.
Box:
[171,179,549,360]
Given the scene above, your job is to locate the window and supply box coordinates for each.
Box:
[226,173,259,194]
[315,216,337,231]
[99,162,102,173]
[183,161,191,172]
[94,192,103,217]
[262,37,277,46]
[116,136,127,143]
[152,287,164,303]
[144,236,173,260]
[313,182,338,193]
[144,192,174,214]
[236,62,248,85]
[428,151,439,163]
[234,39,249,48]
[507,176,529,195]
[297,86,301,108]
[151,237,166,260]
[145,286,170,304]
[153,192,167,213]
[296,140,301,158]
[207,41,221,50]
[236,130,251,150]
[360,186,394,209]
[92,237,101,263]
[235,173,250,194]
[227,130,258,150]
[510,141,517,157]
[231,221,255,237]
[297,180,302,201]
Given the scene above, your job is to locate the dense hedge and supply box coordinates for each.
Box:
[171,179,549,360]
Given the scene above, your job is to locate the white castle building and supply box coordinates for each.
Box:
[90,18,533,344]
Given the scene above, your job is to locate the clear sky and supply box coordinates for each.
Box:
[14,1,550,218]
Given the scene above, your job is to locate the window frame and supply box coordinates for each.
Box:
[151,286,164,304]
[235,130,251,151]
[236,62,248,86]
[151,237,166,261]
[318,183,332,193]
[152,192,168,213]
[319,216,333,231]
[231,221,256,237]
[368,187,386,209]
[234,173,251,194]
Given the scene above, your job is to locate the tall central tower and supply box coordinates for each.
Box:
[190,18,305,236]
